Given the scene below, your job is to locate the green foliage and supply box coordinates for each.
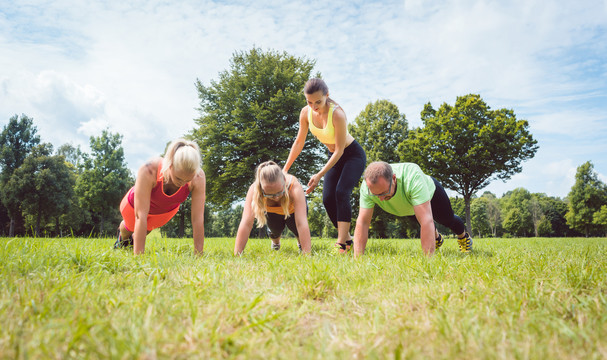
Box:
[2,237,607,358]
[470,196,491,237]
[3,144,76,236]
[0,114,41,235]
[593,205,607,236]
[306,184,337,238]
[400,94,538,232]
[0,114,41,184]
[192,47,322,207]
[56,143,85,173]
[349,99,408,164]
[566,161,607,236]
[75,130,133,235]
[501,188,533,236]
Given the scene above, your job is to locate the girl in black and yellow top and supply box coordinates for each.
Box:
[283,78,366,253]
[234,161,312,255]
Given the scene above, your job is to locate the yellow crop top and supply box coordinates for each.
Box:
[264,175,296,216]
[307,103,349,145]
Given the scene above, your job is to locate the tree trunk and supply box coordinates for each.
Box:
[464,195,472,235]
[9,218,14,237]
[56,217,61,237]
[35,213,41,237]
[99,216,105,235]
[179,211,185,238]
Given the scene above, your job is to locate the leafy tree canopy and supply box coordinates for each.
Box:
[349,99,408,164]
[4,143,75,236]
[400,94,538,231]
[566,161,607,236]
[75,130,132,234]
[192,47,323,207]
[0,114,41,184]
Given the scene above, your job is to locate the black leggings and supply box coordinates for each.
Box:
[408,177,466,235]
[267,200,308,239]
[323,140,366,227]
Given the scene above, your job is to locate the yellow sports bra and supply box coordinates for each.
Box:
[308,103,349,144]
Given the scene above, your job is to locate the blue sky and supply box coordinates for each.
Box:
[1,0,606,199]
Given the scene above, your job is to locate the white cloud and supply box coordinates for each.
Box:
[1,0,606,197]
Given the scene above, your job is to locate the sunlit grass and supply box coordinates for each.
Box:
[1,236,606,359]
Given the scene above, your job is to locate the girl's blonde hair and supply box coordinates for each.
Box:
[251,161,291,227]
[161,139,202,183]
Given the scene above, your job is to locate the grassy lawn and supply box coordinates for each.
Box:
[1,235,606,359]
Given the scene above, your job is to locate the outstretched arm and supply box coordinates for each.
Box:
[234,185,256,255]
[413,201,436,256]
[291,179,311,254]
[283,107,309,173]
[190,170,206,255]
[132,160,158,254]
[353,206,374,257]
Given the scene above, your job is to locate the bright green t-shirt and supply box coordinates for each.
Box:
[360,163,436,216]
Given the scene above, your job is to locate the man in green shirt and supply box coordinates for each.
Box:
[353,161,473,256]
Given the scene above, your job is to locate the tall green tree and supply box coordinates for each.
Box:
[535,195,571,237]
[566,161,607,236]
[481,191,502,237]
[3,144,75,236]
[57,143,85,172]
[349,99,410,238]
[349,99,408,164]
[400,94,538,232]
[470,197,490,238]
[501,188,533,236]
[75,130,132,235]
[0,114,41,236]
[593,205,607,237]
[192,47,322,207]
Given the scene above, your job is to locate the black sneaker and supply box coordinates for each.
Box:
[435,233,444,250]
[114,234,133,249]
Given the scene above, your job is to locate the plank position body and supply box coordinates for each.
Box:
[354,161,473,257]
[116,139,206,255]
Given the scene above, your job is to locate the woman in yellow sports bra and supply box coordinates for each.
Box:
[283,78,366,253]
[234,161,311,255]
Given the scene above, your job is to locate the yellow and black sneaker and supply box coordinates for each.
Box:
[457,232,473,253]
[435,233,444,250]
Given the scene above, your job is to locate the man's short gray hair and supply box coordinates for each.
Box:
[364,161,393,184]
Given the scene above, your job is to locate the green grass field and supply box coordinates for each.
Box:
[1,235,606,359]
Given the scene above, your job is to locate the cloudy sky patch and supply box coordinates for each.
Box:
[1,0,605,199]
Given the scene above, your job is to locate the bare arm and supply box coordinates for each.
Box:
[290,179,311,254]
[190,170,206,256]
[353,206,374,257]
[234,185,256,255]
[413,201,436,256]
[306,107,348,194]
[283,107,309,173]
[132,160,158,255]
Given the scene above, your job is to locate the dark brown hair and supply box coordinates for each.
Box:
[304,78,336,105]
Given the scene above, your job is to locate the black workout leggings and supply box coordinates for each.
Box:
[267,200,308,239]
[409,177,466,235]
[323,140,366,227]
